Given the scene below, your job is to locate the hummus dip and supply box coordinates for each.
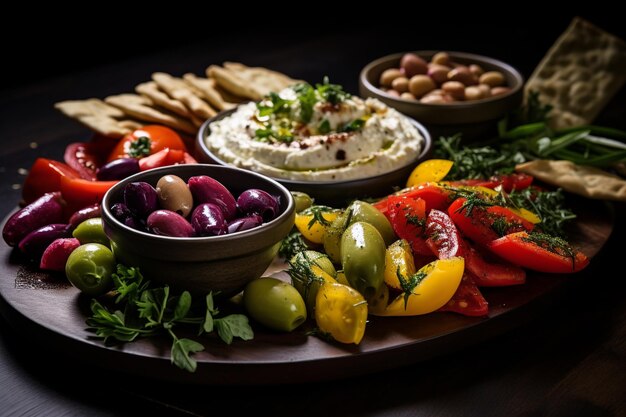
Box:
[205,80,424,181]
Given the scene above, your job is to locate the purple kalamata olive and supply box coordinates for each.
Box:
[110,203,142,230]
[96,158,140,181]
[187,176,237,220]
[69,203,102,229]
[237,189,280,222]
[3,192,64,247]
[227,214,263,234]
[191,203,227,236]
[18,224,71,260]
[124,182,158,218]
[146,210,195,237]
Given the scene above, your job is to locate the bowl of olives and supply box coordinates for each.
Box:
[101,164,295,296]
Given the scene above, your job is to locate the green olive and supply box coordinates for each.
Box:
[290,250,336,314]
[291,192,313,213]
[243,277,307,332]
[341,221,386,300]
[65,243,115,296]
[156,174,193,217]
[346,201,396,246]
[72,217,109,246]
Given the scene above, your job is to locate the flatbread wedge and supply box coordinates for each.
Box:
[54,98,142,138]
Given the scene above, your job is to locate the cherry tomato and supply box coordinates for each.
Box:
[22,158,79,204]
[107,125,187,162]
[488,231,589,273]
[64,142,103,180]
[425,209,463,259]
[315,282,367,344]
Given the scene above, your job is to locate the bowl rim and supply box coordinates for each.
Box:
[359,50,524,108]
[196,107,433,186]
[101,163,295,243]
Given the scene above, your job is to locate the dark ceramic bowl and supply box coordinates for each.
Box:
[101,164,295,296]
[196,110,432,206]
[359,51,524,141]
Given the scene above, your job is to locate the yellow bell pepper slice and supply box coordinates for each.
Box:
[294,206,341,244]
[372,257,465,317]
[406,159,454,188]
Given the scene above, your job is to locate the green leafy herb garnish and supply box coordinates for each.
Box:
[522,232,576,266]
[316,76,351,105]
[278,230,309,259]
[86,265,253,373]
[128,136,151,158]
[396,266,429,309]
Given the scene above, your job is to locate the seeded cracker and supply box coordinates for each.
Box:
[525,17,626,129]
[182,73,237,111]
[135,81,191,118]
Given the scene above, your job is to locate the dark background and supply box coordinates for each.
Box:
[3,12,624,93]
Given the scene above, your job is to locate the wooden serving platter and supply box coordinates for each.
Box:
[0,197,614,385]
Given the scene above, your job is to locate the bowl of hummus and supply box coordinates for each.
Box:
[196,79,431,204]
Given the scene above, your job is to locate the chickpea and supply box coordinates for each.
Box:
[391,76,409,93]
[432,52,450,66]
[469,64,484,77]
[464,86,485,101]
[491,86,512,96]
[400,92,416,101]
[428,64,451,85]
[477,84,492,98]
[386,89,400,97]
[442,81,466,100]
[448,67,478,86]
[479,71,505,87]
[420,94,446,104]
[400,53,428,77]
[379,68,403,87]
[408,75,436,98]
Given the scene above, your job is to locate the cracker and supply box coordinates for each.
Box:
[104,94,196,135]
[152,72,217,120]
[54,98,142,138]
[516,159,626,201]
[525,17,626,129]
[182,73,236,110]
[135,81,190,118]
[207,62,299,100]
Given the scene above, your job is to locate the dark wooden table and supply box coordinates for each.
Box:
[1,22,626,417]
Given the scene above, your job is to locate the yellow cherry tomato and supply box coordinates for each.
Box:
[315,282,367,344]
[372,257,465,317]
[294,206,341,244]
[383,239,416,290]
[406,159,454,188]
[335,271,350,287]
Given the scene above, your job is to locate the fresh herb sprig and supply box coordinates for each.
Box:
[128,136,151,158]
[87,265,253,373]
[504,188,576,237]
[278,230,309,259]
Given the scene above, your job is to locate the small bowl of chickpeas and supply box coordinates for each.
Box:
[359,51,524,140]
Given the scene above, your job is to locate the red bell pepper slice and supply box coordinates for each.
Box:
[447,173,533,193]
[488,231,589,273]
[22,158,79,204]
[60,176,117,213]
[386,195,431,256]
[462,239,526,286]
[138,148,197,171]
[438,272,489,317]
[448,197,535,246]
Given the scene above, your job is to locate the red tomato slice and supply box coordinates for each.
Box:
[64,142,106,180]
[60,176,117,213]
[386,195,431,256]
[448,197,534,246]
[461,239,526,286]
[426,209,462,259]
[22,158,79,204]
[488,231,589,273]
[108,125,187,162]
[447,173,533,193]
[138,148,198,171]
[438,272,489,317]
